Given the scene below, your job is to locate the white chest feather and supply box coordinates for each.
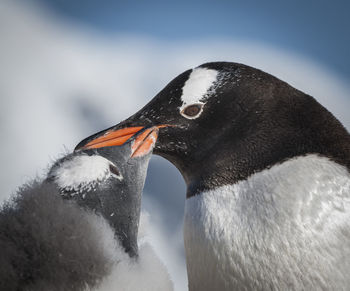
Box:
[184,155,350,291]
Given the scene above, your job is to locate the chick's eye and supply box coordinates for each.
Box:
[109,164,122,178]
[182,104,203,118]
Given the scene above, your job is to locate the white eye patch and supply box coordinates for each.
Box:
[51,155,122,193]
[179,67,218,119]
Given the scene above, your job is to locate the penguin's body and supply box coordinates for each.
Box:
[77,62,350,290]
[0,181,115,291]
[184,154,350,290]
[0,127,173,291]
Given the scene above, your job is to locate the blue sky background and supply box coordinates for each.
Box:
[1,1,349,290]
[36,0,350,80]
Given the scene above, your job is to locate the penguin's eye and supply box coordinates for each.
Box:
[181,104,204,119]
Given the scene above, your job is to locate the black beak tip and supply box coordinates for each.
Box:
[74,126,116,152]
[74,136,91,152]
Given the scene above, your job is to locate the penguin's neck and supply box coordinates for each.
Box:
[184,154,350,290]
[69,186,141,258]
[180,135,301,199]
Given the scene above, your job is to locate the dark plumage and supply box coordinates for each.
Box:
[77,63,350,198]
[0,181,114,291]
[0,128,162,291]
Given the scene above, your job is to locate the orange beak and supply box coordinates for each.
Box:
[130,127,158,158]
[81,126,144,150]
[76,125,169,157]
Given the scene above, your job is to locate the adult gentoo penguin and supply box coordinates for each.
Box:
[76,62,350,290]
[1,127,172,291]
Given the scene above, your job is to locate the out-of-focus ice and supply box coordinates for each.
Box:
[1,1,349,290]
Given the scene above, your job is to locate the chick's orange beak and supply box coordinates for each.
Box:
[130,127,159,158]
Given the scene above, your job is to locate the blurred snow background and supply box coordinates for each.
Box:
[1,1,349,290]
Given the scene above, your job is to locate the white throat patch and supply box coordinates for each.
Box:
[180,68,218,112]
[51,155,121,193]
